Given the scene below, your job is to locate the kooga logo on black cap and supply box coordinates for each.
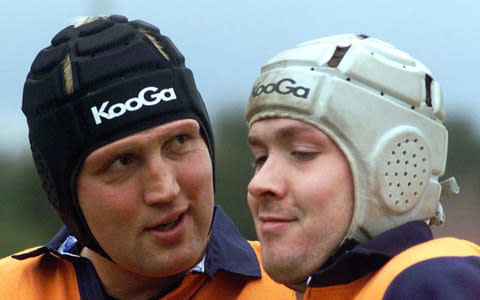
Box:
[91,86,177,125]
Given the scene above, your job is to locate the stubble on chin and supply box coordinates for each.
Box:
[261,244,308,288]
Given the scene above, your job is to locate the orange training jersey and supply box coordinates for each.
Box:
[304,221,480,300]
[0,206,295,300]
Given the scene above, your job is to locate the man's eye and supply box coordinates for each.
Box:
[164,134,195,154]
[291,151,318,160]
[251,155,267,170]
[109,155,133,170]
[168,134,192,150]
[173,134,189,145]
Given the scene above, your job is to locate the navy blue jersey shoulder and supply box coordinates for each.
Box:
[13,205,260,278]
[204,206,261,278]
[12,205,261,299]
[309,221,433,287]
[12,226,82,261]
[384,256,480,300]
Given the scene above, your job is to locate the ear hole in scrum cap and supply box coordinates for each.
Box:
[374,127,432,214]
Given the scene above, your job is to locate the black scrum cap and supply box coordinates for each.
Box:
[22,15,214,257]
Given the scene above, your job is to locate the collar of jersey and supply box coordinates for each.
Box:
[308,220,433,287]
[13,205,261,279]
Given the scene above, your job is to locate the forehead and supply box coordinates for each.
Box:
[248,117,331,143]
[87,118,200,157]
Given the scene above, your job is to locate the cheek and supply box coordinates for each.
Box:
[298,158,353,223]
[247,194,259,216]
[177,152,215,227]
[333,161,354,217]
[77,176,99,218]
[246,194,259,227]
[310,161,354,233]
[179,152,213,198]
[316,156,353,201]
[77,176,139,231]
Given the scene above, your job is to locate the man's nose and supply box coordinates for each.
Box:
[142,156,180,206]
[247,156,287,201]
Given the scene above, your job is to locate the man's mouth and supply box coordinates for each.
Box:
[153,214,184,231]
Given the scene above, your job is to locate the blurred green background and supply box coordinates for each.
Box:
[1,111,479,257]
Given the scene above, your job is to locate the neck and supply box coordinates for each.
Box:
[285,281,306,300]
[81,247,186,300]
[295,291,304,300]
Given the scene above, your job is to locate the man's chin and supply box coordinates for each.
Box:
[284,280,307,292]
[262,258,308,291]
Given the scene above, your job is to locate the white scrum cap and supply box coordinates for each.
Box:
[246,34,458,243]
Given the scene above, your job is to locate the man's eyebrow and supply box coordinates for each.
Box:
[247,128,296,146]
[275,126,299,140]
[247,134,262,147]
[275,124,324,142]
[248,123,321,146]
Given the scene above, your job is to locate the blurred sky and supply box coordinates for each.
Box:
[1,1,479,154]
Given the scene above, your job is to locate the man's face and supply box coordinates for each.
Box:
[77,119,214,277]
[247,118,353,288]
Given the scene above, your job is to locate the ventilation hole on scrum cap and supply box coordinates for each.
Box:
[422,157,426,162]
[404,172,408,176]
[395,200,399,205]
[327,45,352,67]
[310,67,315,71]
[405,199,409,204]
[413,153,417,158]
[392,150,396,155]
[402,150,407,155]
[425,74,433,107]
[405,160,409,165]
[385,172,389,176]
[346,77,351,81]
[394,172,398,176]
[408,182,412,186]
[387,161,391,165]
[420,146,424,150]
[396,160,400,164]
[381,92,384,96]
